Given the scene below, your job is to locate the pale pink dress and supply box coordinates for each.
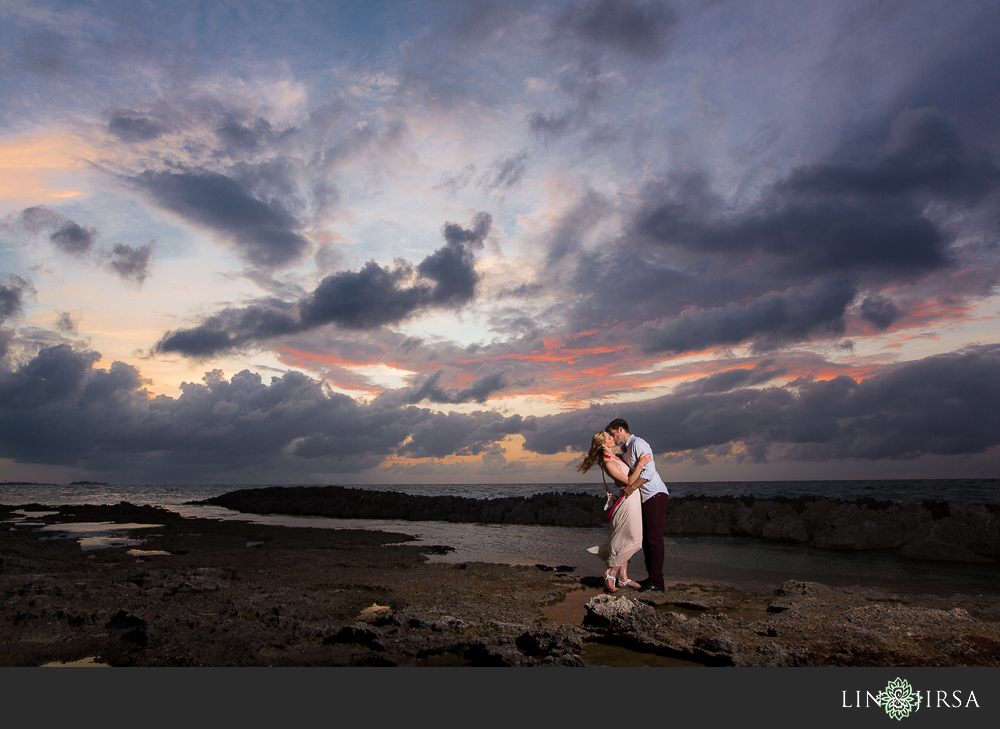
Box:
[587,454,643,568]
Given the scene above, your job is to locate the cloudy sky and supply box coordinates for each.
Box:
[1,0,999,487]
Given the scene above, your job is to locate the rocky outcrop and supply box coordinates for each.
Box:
[200,487,1000,563]
[5,503,1000,667]
[579,580,1000,667]
[201,486,606,527]
[664,496,1000,563]
[0,503,580,667]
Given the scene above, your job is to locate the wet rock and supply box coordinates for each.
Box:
[516,623,588,666]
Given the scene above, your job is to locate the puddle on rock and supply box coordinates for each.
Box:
[36,522,165,550]
[540,584,605,625]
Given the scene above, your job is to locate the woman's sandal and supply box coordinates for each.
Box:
[604,570,618,592]
[618,578,641,589]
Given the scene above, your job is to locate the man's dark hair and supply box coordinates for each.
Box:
[606,418,630,434]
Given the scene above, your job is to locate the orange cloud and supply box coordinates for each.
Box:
[0,129,89,208]
[276,346,391,395]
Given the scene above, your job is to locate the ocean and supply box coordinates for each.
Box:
[3,479,1000,595]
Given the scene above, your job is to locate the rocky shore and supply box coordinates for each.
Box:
[203,486,1000,563]
[3,501,1000,667]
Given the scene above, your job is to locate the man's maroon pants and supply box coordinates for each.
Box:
[641,493,669,588]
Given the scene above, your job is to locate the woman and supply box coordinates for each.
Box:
[577,431,650,592]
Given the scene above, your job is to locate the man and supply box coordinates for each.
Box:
[606,418,668,592]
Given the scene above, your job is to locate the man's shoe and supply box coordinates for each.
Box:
[638,584,664,592]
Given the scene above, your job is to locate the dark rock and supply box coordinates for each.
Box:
[105,610,146,630]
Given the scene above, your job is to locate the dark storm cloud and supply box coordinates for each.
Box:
[520,344,1000,463]
[640,276,857,355]
[3,341,999,478]
[779,108,1000,204]
[155,300,300,358]
[441,211,492,248]
[0,344,517,479]
[552,0,678,61]
[13,207,158,284]
[156,213,493,357]
[415,211,492,304]
[672,361,787,397]
[632,108,1000,281]
[0,275,31,324]
[580,104,1000,357]
[893,3,1000,144]
[298,262,426,330]
[49,221,98,255]
[0,344,99,409]
[102,241,156,285]
[129,169,309,268]
[393,368,511,406]
[635,181,949,278]
[398,409,524,459]
[17,206,97,256]
[108,114,168,142]
[859,295,900,330]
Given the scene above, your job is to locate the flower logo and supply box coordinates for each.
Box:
[877,678,921,720]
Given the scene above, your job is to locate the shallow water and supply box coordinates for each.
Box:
[4,482,1000,597]
[170,504,1000,596]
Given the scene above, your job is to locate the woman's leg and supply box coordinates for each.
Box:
[603,564,618,591]
[617,566,640,588]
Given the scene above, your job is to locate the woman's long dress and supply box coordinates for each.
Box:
[587,455,643,568]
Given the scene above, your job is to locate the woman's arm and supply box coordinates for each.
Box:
[605,454,651,488]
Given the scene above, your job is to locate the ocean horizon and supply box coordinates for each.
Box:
[3,477,1000,508]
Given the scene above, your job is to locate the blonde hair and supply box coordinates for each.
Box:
[577,431,609,474]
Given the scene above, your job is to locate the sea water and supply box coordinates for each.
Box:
[3,480,1000,595]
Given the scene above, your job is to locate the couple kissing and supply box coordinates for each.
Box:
[578,418,669,593]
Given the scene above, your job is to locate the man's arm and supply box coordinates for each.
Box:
[635,439,656,480]
[622,439,656,497]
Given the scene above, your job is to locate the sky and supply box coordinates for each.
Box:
[1,0,999,487]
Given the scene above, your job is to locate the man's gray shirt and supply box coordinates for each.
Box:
[620,434,669,502]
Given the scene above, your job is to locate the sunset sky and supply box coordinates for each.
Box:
[2,0,999,486]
